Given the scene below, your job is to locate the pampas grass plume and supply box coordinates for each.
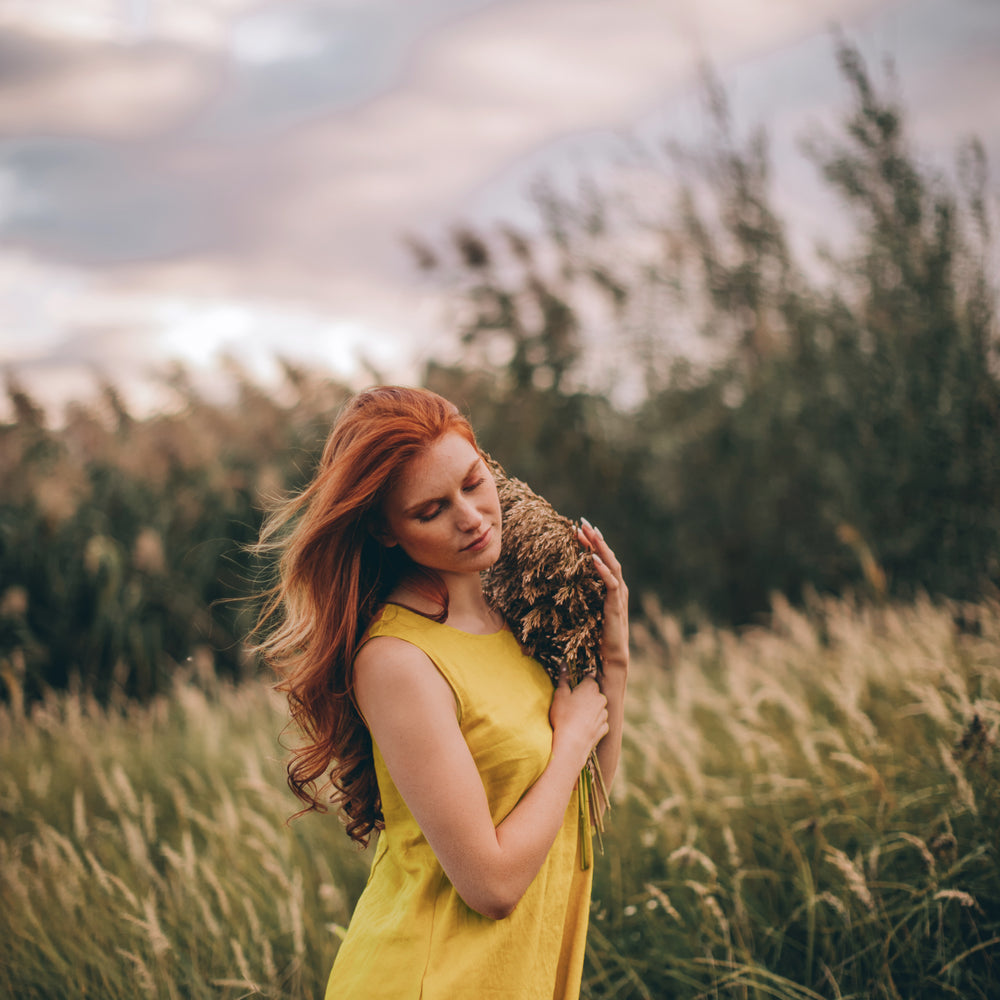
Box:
[481,455,605,684]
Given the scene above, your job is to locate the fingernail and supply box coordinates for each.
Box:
[581,517,593,530]
[592,553,604,564]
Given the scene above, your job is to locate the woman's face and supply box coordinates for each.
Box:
[380,432,502,577]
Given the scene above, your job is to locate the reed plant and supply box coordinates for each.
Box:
[588,592,1000,998]
[0,367,352,705]
[0,675,370,1000]
[2,594,998,998]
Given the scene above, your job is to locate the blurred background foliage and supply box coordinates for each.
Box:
[0,366,351,705]
[1,42,997,706]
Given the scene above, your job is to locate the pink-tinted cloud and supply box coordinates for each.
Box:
[1,0,995,417]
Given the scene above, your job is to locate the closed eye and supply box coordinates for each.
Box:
[463,477,485,493]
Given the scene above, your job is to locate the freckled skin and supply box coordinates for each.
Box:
[380,433,503,580]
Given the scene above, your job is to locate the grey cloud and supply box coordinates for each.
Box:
[1,0,997,420]
[0,31,70,85]
[186,0,501,138]
[0,0,505,269]
[0,134,228,262]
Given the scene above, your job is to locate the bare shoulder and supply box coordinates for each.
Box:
[354,633,426,673]
[353,635,456,722]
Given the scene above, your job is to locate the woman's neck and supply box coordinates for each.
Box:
[391,570,502,635]
[444,573,504,634]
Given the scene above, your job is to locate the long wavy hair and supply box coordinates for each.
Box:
[252,386,478,844]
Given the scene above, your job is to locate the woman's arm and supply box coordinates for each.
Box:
[354,635,608,920]
[578,519,629,804]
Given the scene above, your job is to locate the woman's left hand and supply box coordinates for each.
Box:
[578,519,629,674]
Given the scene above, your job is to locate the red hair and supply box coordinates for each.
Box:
[253,386,478,844]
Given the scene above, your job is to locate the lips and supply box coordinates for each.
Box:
[461,527,492,552]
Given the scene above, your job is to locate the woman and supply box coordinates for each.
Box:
[255,386,629,999]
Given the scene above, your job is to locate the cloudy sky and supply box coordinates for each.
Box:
[1,0,998,416]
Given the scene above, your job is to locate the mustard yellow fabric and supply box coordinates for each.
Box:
[325,603,593,1000]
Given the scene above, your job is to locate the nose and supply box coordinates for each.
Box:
[455,495,484,532]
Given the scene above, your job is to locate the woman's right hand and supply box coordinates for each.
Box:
[549,674,609,770]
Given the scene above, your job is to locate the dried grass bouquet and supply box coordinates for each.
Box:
[481,455,609,865]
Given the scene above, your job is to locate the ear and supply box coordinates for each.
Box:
[368,519,397,548]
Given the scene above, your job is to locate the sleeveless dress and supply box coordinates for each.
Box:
[325,603,593,1000]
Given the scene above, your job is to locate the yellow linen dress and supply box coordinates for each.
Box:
[325,604,593,1000]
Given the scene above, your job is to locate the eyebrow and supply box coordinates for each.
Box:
[402,457,482,516]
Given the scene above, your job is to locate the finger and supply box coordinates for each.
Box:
[591,552,623,593]
[579,517,599,548]
[581,519,623,576]
[595,540,623,577]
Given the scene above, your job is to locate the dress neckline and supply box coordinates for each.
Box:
[383,602,509,638]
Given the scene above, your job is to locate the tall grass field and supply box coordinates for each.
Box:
[2,594,998,999]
